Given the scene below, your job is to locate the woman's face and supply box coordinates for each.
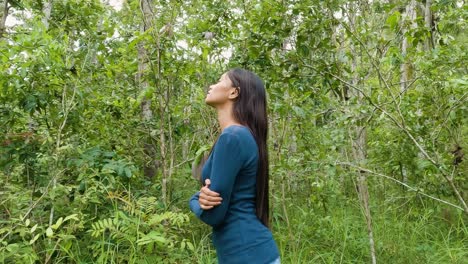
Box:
[205,73,237,106]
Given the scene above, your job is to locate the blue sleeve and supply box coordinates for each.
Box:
[189,192,203,217]
[189,132,243,227]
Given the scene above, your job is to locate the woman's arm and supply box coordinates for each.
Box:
[189,180,222,216]
[199,179,222,209]
[189,132,243,227]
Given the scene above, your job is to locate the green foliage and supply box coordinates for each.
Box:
[0,0,466,263]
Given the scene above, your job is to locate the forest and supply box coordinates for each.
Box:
[0,0,467,263]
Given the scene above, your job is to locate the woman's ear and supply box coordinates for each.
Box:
[228,87,240,99]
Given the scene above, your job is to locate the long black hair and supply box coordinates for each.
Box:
[227,68,270,228]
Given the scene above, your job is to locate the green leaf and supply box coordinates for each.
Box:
[136,231,167,245]
[64,214,79,222]
[8,0,25,10]
[6,243,19,252]
[46,227,54,237]
[29,234,41,245]
[386,11,401,30]
[186,241,195,251]
[30,224,38,233]
[292,106,306,118]
[52,217,64,230]
[124,167,132,178]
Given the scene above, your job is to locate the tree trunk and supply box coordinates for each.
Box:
[424,0,434,51]
[139,0,154,123]
[352,127,377,264]
[42,0,53,30]
[347,3,377,264]
[138,0,159,180]
[400,0,417,93]
[399,0,417,186]
[91,18,103,65]
[0,0,10,38]
[43,0,56,245]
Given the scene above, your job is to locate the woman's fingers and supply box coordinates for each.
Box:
[198,183,222,210]
[203,179,218,198]
[199,204,214,210]
[200,186,222,200]
[199,195,218,209]
[199,196,220,206]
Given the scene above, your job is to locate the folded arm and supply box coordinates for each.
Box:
[189,132,243,227]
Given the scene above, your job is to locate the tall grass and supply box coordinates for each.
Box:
[267,194,467,264]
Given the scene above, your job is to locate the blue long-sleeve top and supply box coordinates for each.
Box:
[189,125,279,264]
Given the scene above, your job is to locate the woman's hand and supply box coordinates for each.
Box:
[199,179,222,210]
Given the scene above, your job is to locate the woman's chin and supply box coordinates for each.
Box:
[205,101,218,108]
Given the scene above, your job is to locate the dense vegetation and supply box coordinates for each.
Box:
[1,0,466,263]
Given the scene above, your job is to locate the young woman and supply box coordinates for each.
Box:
[189,68,280,264]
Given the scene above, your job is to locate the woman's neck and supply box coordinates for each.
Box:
[216,104,241,131]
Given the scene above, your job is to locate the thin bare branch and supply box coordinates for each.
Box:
[299,60,468,214]
[336,162,464,211]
